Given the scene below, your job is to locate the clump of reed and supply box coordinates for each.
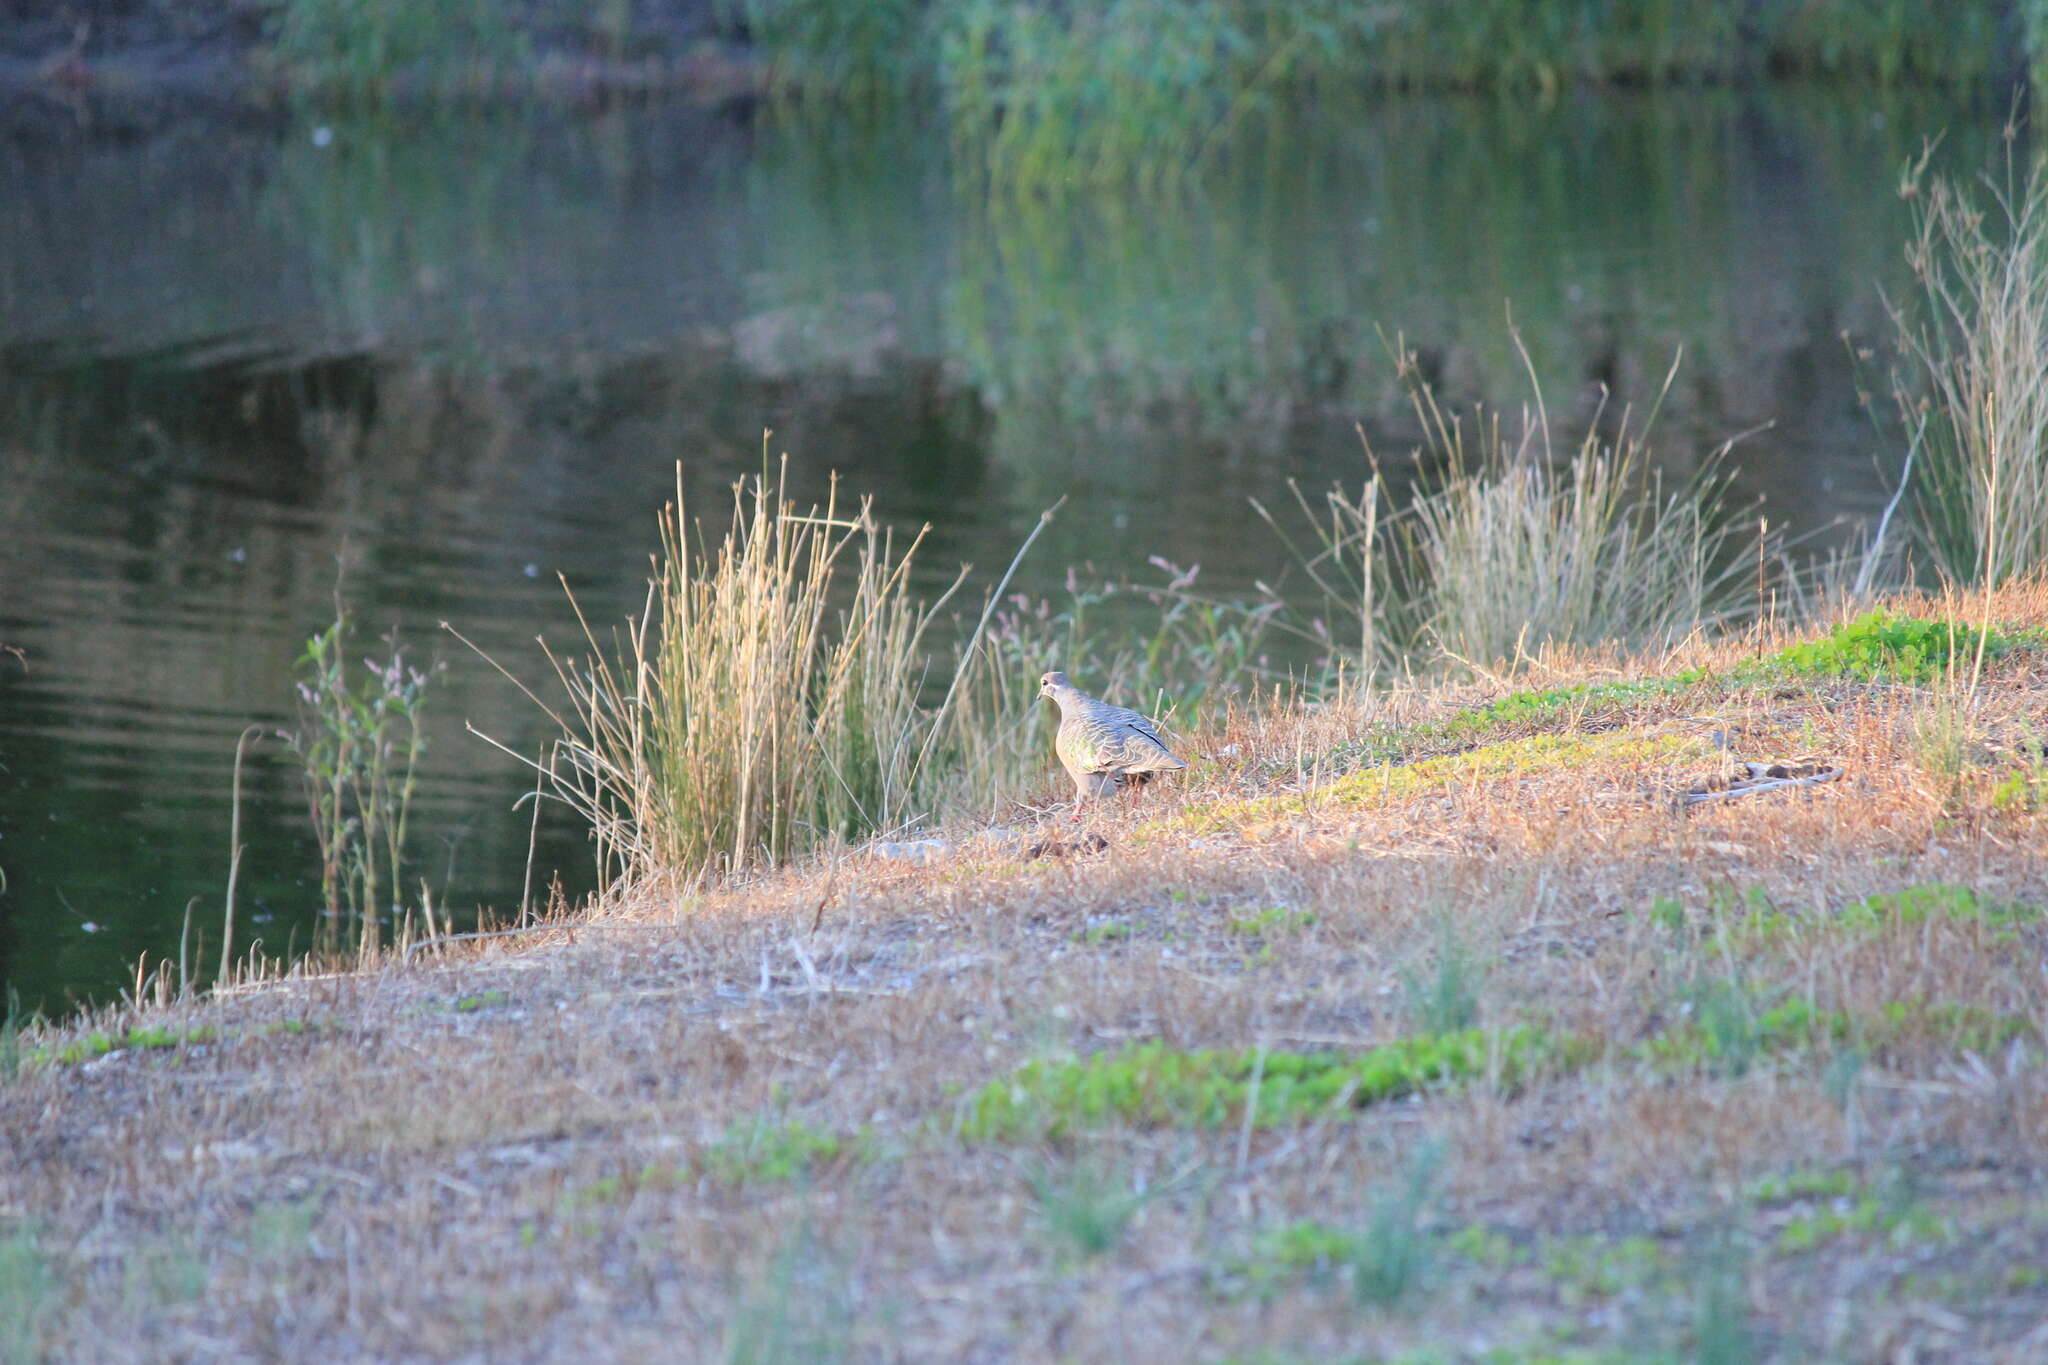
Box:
[1269,336,1758,678]
[502,460,1293,888]
[526,461,972,883]
[937,0,1372,191]
[1893,156,2048,588]
[1404,374,1755,669]
[738,0,2027,194]
[265,0,526,103]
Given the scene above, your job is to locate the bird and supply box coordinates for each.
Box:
[1038,671,1187,809]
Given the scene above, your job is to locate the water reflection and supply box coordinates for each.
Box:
[0,87,2012,1010]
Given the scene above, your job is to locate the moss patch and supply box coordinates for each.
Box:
[1323,730,1705,805]
[1165,729,1706,838]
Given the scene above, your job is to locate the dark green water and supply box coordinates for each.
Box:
[0,88,2014,1012]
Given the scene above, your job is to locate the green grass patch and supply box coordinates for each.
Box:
[1671,883,2040,944]
[1777,1194,1948,1254]
[1541,1234,1673,1305]
[1646,982,1837,1078]
[1235,1219,1673,1316]
[1310,674,1708,781]
[1749,1167,1860,1204]
[1071,920,1136,946]
[1225,907,1316,938]
[960,1028,1546,1142]
[1758,610,2018,683]
[1650,974,2031,1072]
[1870,997,2034,1054]
[561,1164,690,1212]
[1839,884,2039,934]
[699,1119,856,1186]
[35,1025,216,1068]
[451,990,510,1013]
[1437,678,1696,746]
[1228,1146,1446,1310]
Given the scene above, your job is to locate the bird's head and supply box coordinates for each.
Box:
[1039,670,1070,700]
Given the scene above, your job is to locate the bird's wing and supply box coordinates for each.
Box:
[1090,707,1185,772]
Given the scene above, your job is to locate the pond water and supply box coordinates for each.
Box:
[0,87,2014,1012]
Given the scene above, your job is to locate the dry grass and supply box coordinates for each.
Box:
[1268,333,1758,681]
[1897,154,2048,588]
[10,586,2048,1361]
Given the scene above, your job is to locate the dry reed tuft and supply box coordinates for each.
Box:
[1270,333,1759,679]
[523,457,982,883]
[1896,152,2048,587]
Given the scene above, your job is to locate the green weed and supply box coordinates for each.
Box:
[1246,1220,1358,1276]
[1991,762,2048,813]
[1648,980,1829,1079]
[244,1198,323,1265]
[0,988,27,1083]
[1841,884,2038,933]
[1327,732,1708,808]
[0,1227,53,1362]
[1231,1147,1446,1310]
[1026,1159,1158,1261]
[1225,907,1317,938]
[1437,678,1693,746]
[1348,1144,1444,1310]
[1073,921,1136,947]
[1688,1220,1754,1365]
[720,1222,855,1365]
[1402,919,1485,1034]
[1763,611,2007,682]
[451,990,510,1013]
[126,1233,209,1305]
[700,1119,852,1186]
[1869,997,2033,1054]
[286,605,439,958]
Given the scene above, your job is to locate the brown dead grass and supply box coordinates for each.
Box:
[9,588,2048,1362]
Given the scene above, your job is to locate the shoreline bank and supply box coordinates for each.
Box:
[7,589,2048,1359]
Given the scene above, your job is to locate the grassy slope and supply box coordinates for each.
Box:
[9,589,2048,1361]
